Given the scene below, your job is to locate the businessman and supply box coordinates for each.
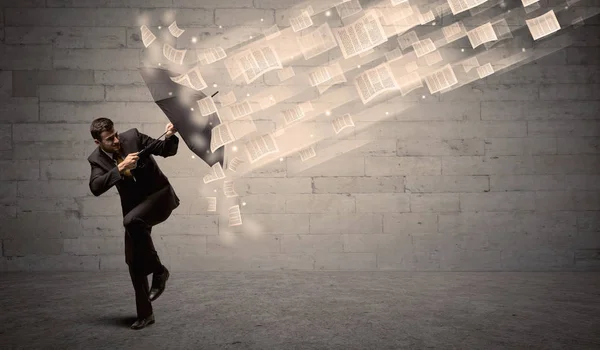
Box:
[87,117,180,330]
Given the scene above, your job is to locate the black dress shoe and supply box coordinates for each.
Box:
[149,267,169,302]
[130,314,155,330]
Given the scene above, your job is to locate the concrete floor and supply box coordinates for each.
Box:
[0,271,599,349]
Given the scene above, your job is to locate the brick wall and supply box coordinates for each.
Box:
[0,0,599,271]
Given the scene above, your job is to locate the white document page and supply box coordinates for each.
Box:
[333,10,388,59]
[425,64,458,94]
[526,10,561,41]
[197,97,217,116]
[398,71,423,96]
[168,21,185,37]
[163,43,187,65]
[355,63,400,104]
[297,23,338,61]
[140,25,156,48]
[336,0,363,19]
[299,146,317,162]
[447,0,489,15]
[467,22,498,49]
[290,10,313,32]
[332,114,355,134]
[412,38,436,57]
[245,133,279,163]
[210,122,235,153]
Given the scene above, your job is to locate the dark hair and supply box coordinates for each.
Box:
[90,117,114,141]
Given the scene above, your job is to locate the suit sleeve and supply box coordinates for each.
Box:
[89,161,123,196]
[135,128,179,158]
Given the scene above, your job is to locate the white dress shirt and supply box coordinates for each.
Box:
[100,148,118,164]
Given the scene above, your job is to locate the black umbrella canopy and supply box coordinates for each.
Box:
[139,67,224,167]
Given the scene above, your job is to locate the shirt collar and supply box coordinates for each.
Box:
[100,147,116,160]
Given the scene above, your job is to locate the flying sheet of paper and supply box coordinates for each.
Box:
[223,180,238,198]
[522,0,539,7]
[398,71,423,96]
[336,0,363,19]
[263,24,281,40]
[385,48,403,62]
[170,65,207,91]
[412,38,436,57]
[308,62,343,87]
[526,9,561,41]
[227,157,244,172]
[381,2,413,26]
[398,31,419,50]
[259,95,277,110]
[332,113,355,134]
[442,21,467,43]
[140,25,156,48]
[290,10,313,32]
[435,3,451,17]
[303,5,315,16]
[197,47,227,65]
[283,101,313,125]
[197,97,217,116]
[424,50,443,66]
[207,197,217,212]
[424,64,458,94]
[224,54,244,81]
[163,43,187,65]
[355,62,400,104]
[476,62,494,78]
[467,22,498,49]
[229,100,253,120]
[168,21,185,37]
[277,66,296,82]
[461,56,480,72]
[203,162,226,184]
[237,46,282,84]
[219,91,237,107]
[391,7,421,33]
[210,122,235,153]
[297,23,338,61]
[418,10,435,25]
[317,72,347,94]
[228,205,243,227]
[447,0,489,15]
[245,133,279,163]
[334,10,387,59]
[524,1,541,13]
[405,61,419,73]
[299,146,317,162]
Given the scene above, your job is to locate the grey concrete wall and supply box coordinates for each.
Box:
[0,0,598,271]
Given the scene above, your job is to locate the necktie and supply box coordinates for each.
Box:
[114,153,132,177]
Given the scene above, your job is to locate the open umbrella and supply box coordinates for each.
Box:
[138,67,225,167]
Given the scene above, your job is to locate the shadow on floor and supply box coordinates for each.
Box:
[94,315,137,328]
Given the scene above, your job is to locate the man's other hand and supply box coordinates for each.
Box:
[165,122,177,138]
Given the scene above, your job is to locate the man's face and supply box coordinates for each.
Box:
[95,128,121,153]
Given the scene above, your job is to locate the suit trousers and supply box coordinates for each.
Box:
[123,185,173,318]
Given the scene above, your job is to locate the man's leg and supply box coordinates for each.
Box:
[123,193,172,275]
[126,221,164,276]
[128,264,153,318]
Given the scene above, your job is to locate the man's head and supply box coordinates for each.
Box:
[91,117,121,153]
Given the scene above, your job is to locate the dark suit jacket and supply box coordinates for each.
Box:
[87,128,180,217]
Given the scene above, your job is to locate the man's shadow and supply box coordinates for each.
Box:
[94,315,138,328]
